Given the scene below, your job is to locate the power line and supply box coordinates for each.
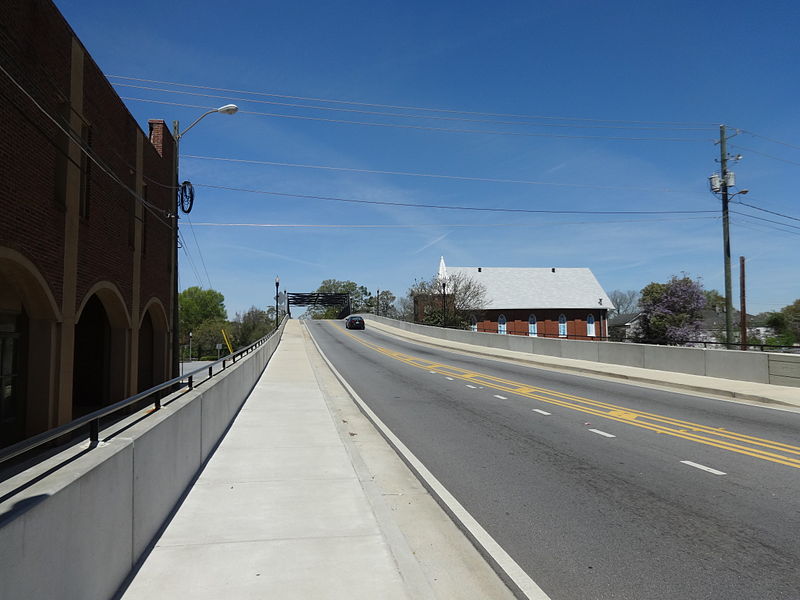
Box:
[729,144,800,167]
[741,130,800,151]
[0,62,172,231]
[184,156,703,193]
[731,217,800,238]
[184,212,213,289]
[189,216,718,229]
[121,96,712,143]
[108,74,718,127]
[193,182,716,215]
[731,199,800,223]
[730,210,800,231]
[178,231,204,286]
[112,82,715,132]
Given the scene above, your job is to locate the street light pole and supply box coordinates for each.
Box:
[170,104,238,378]
[275,276,280,330]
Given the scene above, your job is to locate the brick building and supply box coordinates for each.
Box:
[441,260,613,340]
[0,1,176,446]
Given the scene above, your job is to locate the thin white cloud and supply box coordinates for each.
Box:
[412,231,450,254]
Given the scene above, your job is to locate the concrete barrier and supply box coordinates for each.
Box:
[362,314,799,388]
[0,321,285,600]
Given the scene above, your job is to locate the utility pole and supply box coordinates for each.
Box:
[719,125,734,348]
[740,256,747,351]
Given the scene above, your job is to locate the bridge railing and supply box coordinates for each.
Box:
[0,316,289,467]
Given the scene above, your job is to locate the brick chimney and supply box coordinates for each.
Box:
[147,119,175,158]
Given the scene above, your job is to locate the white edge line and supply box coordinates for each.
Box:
[588,428,616,438]
[532,409,551,416]
[307,323,551,600]
[680,460,726,475]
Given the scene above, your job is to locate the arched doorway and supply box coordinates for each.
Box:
[73,295,111,415]
[73,286,129,417]
[0,248,60,444]
[138,298,169,393]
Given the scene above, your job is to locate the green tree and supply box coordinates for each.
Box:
[703,289,726,312]
[179,287,226,337]
[193,318,228,359]
[638,275,706,344]
[765,299,800,346]
[230,306,275,347]
[306,280,372,319]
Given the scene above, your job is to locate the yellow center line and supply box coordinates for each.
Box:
[331,324,800,470]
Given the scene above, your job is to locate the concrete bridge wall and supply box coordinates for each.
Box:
[363,315,800,388]
[0,322,286,600]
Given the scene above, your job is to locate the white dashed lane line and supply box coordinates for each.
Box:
[681,460,726,475]
[465,384,477,389]
[493,395,508,400]
[589,429,616,438]
[532,409,551,416]
[445,377,454,380]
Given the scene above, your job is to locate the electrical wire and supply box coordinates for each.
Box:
[0,61,173,231]
[730,210,800,231]
[740,130,800,151]
[107,74,718,127]
[121,96,712,142]
[731,217,800,238]
[184,212,213,289]
[112,82,715,132]
[179,231,204,286]
[193,182,716,215]
[184,156,703,193]
[729,144,800,167]
[731,200,800,223]
[188,215,718,229]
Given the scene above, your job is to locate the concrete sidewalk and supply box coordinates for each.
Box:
[121,320,515,600]
[365,320,800,410]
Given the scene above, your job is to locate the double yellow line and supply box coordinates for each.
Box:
[335,325,800,470]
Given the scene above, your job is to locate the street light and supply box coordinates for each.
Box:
[170,104,238,378]
[275,276,280,330]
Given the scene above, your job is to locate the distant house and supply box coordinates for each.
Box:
[608,313,642,341]
[441,260,614,340]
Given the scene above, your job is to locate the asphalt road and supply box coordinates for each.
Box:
[306,319,800,600]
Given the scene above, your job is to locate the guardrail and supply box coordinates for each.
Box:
[0,317,287,466]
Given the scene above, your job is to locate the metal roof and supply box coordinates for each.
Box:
[446,264,614,310]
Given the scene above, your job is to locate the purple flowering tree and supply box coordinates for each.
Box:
[638,275,706,345]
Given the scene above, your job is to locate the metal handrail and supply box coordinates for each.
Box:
[0,316,288,466]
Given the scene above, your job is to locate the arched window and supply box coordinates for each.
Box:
[586,314,596,337]
[528,314,537,337]
[498,314,507,335]
[469,314,478,332]
[558,314,567,337]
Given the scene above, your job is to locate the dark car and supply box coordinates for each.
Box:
[345,315,365,330]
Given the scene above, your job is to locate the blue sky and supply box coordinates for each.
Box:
[55,0,800,317]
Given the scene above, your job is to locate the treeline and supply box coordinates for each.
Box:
[179,286,279,360]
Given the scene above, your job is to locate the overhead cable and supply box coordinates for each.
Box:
[194,182,716,215]
[189,216,718,229]
[729,144,800,167]
[184,156,703,193]
[0,62,172,230]
[107,74,718,127]
[112,82,714,132]
[121,96,712,142]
